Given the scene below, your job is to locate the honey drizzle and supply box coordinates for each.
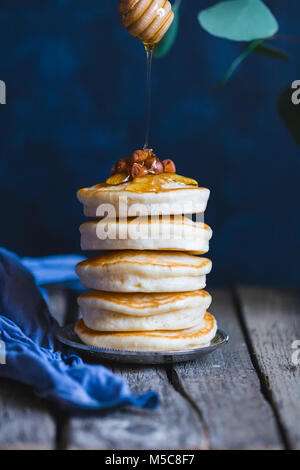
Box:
[143,43,154,150]
[100,173,199,193]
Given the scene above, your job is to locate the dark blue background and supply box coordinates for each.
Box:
[0,0,299,287]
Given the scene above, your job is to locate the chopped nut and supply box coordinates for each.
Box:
[109,150,176,184]
[128,149,150,165]
[144,156,156,168]
[144,155,164,174]
[116,158,128,173]
[131,162,149,179]
[162,159,176,173]
[147,159,164,174]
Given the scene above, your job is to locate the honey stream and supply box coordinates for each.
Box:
[143,43,154,151]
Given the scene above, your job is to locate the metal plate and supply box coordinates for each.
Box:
[56,323,229,365]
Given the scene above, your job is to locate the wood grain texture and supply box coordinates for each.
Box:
[66,365,206,450]
[237,287,300,450]
[0,379,56,450]
[171,289,283,449]
[2,287,293,450]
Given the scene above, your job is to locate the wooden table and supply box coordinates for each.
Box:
[0,287,299,450]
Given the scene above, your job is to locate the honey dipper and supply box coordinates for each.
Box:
[119,0,174,45]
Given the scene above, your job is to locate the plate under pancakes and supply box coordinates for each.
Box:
[75,312,217,351]
[77,182,210,217]
[78,290,212,331]
[76,251,212,292]
[56,324,228,364]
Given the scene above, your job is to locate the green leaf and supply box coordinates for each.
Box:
[154,0,181,58]
[254,43,288,60]
[198,0,278,42]
[278,85,300,146]
[217,39,262,86]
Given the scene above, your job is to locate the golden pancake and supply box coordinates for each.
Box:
[81,307,206,332]
[79,217,212,254]
[78,289,211,316]
[77,174,210,217]
[76,251,212,292]
[78,290,211,331]
[75,312,217,351]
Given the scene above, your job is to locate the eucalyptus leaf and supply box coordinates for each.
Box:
[154,0,181,58]
[278,86,300,146]
[217,39,262,86]
[198,0,278,42]
[254,43,288,60]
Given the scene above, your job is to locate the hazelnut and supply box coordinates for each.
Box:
[131,162,148,179]
[147,158,164,174]
[162,159,176,173]
[144,156,157,168]
[128,149,149,165]
[116,158,128,173]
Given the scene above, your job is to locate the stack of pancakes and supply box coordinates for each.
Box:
[75,175,217,351]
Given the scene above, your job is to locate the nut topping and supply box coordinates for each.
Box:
[109,149,176,184]
[131,163,149,179]
[162,159,176,173]
[128,149,151,165]
[116,158,128,173]
[148,159,164,175]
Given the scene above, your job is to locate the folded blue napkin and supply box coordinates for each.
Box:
[22,254,85,290]
[0,248,158,410]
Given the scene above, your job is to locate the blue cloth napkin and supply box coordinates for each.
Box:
[22,254,85,290]
[0,248,158,410]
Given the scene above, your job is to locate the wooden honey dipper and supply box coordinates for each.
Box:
[119,0,174,45]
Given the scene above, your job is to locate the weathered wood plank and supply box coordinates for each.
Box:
[171,289,283,449]
[237,287,300,450]
[66,365,206,450]
[0,379,56,450]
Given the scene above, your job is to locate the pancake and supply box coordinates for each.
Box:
[78,290,211,331]
[78,289,211,316]
[80,307,206,332]
[75,312,217,351]
[79,217,212,254]
[77,179,210,217]
[76,251,212,292]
